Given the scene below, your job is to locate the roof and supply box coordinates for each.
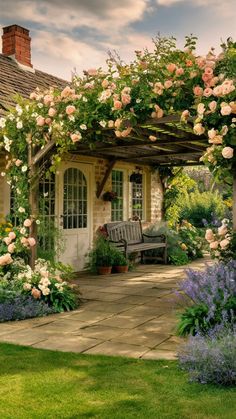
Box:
[0,54,67,115]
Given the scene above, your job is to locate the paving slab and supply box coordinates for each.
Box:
[0,258,211,359]
[84,341,149,358]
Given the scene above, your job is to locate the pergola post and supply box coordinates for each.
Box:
[28,143,38,269]
[233,168,236,231]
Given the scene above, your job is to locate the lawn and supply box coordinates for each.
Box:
[0,343,235,419]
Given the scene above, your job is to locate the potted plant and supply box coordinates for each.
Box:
[112,249,129,273]
[102,191,119,203]
[87,235,113,275]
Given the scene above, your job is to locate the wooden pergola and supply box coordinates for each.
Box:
[29,113,234,267]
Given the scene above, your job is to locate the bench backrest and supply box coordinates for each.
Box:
[105,221,143,245]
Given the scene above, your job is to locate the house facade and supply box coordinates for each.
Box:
[0,25,164,270]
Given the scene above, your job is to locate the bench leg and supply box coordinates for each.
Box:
[141,251,144,264]
[163,246,168,264]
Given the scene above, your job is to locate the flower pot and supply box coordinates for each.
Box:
[97,266,112,275]
[114,265,129,273]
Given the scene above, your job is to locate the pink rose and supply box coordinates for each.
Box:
[31,288,41,299]
[70,133,82,143]
[204,67,214,76]
[208,101,217,112]
[66,105,76,115]
[209,135,222,145]
[3,237,12,246]
[205,229,214,242]
[149,135,157,142]
[202,73,211,83]
[43,94,53,105]
[15,159,22,167]
[61,86,73,98]
[0,253,13,266]
[193,86,203,96]
[8,243,15,253]
[87,68,98,76]
[197,103,205,115]
[45,118,52,125]
[218,225,228,236]
[220,105,231,116]
[28,237,36,247]
[210,241,219,250]
[113,100,122,110]
[8,231,16,240]
[208,128,217,140]
[181,110,190,121]
[108,120,114,128]
[213,86,223,97]
[222,147,234,159]
[194,123,205,135]
[176,68,184,76]
[220,239,230,249]
[36,116,45,127]
[102,79,109,88]
[48,108,57,117]
[121,94,131,106]
[203,88,213,97]
[166,63,176,73]
[23,219,32,227]
[164,80,173,89]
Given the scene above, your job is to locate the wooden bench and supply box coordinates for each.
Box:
[105,221,167,264]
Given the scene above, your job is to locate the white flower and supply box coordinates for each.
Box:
[99,120,106,128]
[21,165,28,173]
[0,117,6,128]
[41,286,50,296]
[16,121,23,129]
[136,99,142,103]
[23,283,32,291]
[68,115,75,122]
[15,105,23,116]
[20,227,26,234]
[80,124,87,130]
[37,103,43,109]
[18,207,25,213]
[1,172,6,177]
[36,219,40,225]
[82,97,88,102]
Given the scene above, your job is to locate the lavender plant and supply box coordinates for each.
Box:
[0,294,55,322]
[178,324,236,386]
[177,261,236,335]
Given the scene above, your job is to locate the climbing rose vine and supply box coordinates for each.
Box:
[0,35,235,259]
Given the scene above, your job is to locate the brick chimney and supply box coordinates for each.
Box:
[2,24,32,68]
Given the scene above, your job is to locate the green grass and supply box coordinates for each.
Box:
[0,343,235,419]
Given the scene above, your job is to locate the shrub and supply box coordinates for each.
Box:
[177,261,236,336]
[178,190,226,228]
[178,324,236,386]
[0,294,55,322]
[168,247,189,266]
[86,234,115,272]
[178,221,203,260]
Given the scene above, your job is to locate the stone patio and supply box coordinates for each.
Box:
[0,258,211,359]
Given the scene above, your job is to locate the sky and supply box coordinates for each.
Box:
[0,0,235,81]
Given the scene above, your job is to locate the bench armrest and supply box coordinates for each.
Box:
[143,233,166,242]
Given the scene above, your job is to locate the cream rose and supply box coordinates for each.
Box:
[222,147,234,159]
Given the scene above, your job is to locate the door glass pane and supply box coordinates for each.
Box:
[132,182,143,220]
[63,168,87,229]
[111,170,124,221]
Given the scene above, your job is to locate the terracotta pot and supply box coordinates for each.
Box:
[97,266,112,275]
[114,265,129,273]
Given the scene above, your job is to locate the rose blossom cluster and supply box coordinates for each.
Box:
[205,220,231,253]
[19,260,67,300]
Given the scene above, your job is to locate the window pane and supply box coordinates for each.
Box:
[132,182,143,220]
[111,170,123,221]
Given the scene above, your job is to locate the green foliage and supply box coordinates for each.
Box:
[112,249,128,266]
[179,190,226,227]
[178,223,203,259]
[177,304,209,336]
[163,168,197,228]
[86,235,115,272]
[168,246,189,266]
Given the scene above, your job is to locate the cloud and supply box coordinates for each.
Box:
[0,0,149,35]
[156,0,236,17]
